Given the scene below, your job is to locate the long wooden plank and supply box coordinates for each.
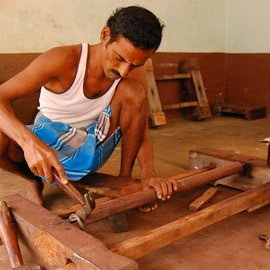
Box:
[86,162,242,223]
[1,194,138,270]
[111,182,270,260]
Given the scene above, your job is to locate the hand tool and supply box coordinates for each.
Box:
[53,172,96,230]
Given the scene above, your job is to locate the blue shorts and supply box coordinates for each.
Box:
[27,106,122,181]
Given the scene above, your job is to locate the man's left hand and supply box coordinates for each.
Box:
[141,175,177,200]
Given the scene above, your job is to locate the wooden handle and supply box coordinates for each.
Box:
[0,200,24,268]
[53,173,85,206]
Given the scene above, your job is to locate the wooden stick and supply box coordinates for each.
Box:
[120,166,215,196]
[188,187,218,211]
[110,182,270,260]
[53,167,215,217]
[0,200,24,268]
[86,162,242,223]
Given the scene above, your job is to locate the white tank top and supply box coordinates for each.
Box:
[38,43,121,128]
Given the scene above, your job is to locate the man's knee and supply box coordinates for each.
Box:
[119,79,147,111]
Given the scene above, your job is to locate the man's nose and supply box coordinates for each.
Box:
[119,63,132,78]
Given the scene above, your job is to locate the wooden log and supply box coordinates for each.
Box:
[120,166,214,196]
[188,187,218,211]
[0,200,24,268]
[86,162,243,223]
[54,167,215,217]
[111,182,270,260]
[1,195,138,270]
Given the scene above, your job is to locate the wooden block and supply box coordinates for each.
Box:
[188,187,218,211]
[151,111,166,126]
[109,213,129,233]
[212,104,267,120]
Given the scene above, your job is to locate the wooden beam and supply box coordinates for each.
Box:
[53,167,214,217]
[86,162,242,223]
[110,182,270,260]
[1,194,138,270]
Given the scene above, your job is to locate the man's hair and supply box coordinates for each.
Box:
[106,6,164,51]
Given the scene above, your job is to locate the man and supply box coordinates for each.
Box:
[0,6,177,206]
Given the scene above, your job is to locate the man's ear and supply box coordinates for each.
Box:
[100,26,111,42]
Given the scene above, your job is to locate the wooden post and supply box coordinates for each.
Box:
[111,182,270,260]
[0,200,24,268]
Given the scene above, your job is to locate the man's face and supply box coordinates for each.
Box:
[100,28,155,79]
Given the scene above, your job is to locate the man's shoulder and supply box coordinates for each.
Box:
[43,44,81,65]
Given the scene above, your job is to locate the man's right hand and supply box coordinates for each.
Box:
[22,136,68,185]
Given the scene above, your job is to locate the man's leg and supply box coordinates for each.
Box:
[105,80,147,177]
[0,130,44,205]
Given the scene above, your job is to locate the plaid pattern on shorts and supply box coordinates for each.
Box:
[27,106,121,180]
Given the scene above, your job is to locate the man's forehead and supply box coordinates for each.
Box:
[110,37,154,65]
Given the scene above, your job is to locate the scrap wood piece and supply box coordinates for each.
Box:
[110,182,270,260]
[1,194,138,270]
[120,166,215,196]
[188,187,218,212]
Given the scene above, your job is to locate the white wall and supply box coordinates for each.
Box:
[226,0,270,53]
[0,0,269,53]
[0,0,226,53]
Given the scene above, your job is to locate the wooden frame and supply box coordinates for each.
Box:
[1,151,270,269]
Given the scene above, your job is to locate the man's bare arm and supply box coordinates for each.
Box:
[129,66,177,199]
[0,47,75,184]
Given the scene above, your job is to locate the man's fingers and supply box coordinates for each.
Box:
[170,178,178,191]
[166,180,173,198]
[52,162,68,184]
[160,182,168,200]
[43,164,54,184]
[152,183,163,199]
